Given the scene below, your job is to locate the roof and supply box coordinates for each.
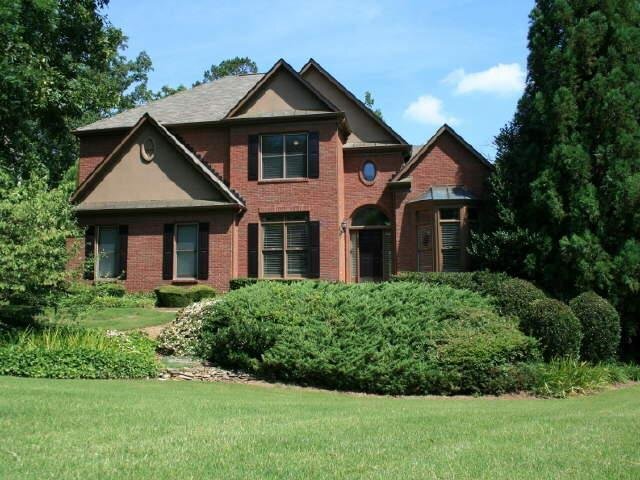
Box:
[408,186,478,203]
[71,113,245,207]
[300,58,408,145]
[391,124,493,182]
[75,74,264,132]
[224,58,339,118]
[74,199,235,213]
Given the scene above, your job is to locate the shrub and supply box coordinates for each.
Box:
[523,359,637,398]
[199,281,539,395]
[154,286,193,308]
[569,292,621,362]
[482,277,547,319]
[157,299,218,356]
[0,304,44,329]
[521,299,582,360]
[94,282,126,298]
[0,326,158,379]
[154,285,218,307]
[229,278,303,290]
[189,285,217,302]
[391,271,546,321]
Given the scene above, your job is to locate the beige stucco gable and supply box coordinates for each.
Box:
[232,68,330,117]
[301,66,398,144]
[79,124,224,205]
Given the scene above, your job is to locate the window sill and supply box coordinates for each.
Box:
[258,178,309,184]
[171,279,198,285]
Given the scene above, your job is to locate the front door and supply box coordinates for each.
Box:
[358,230,383,281]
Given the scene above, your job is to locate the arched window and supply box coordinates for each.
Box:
[351,206,390,227]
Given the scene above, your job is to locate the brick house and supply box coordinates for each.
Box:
[71,59,492,292]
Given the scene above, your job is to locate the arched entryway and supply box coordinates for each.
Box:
[349,206,393,282]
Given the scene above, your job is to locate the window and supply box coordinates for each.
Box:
[361,161,377,183]
[351,206,390,227]
[439,208,461,272]
[96,226,119,279]
[261,213,309,278]
[175,224,198,279]
[260,133,308,179]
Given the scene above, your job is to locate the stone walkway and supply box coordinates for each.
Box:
[158,365,255,383]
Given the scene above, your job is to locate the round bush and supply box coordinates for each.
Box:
[521,298,582,360]
[569,292,621,362]
[94,282,126,298]
[479,277,547,320]
[199,281,539,395]
[154,286,192,307]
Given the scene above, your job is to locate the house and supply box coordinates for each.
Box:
[70,58,492,292]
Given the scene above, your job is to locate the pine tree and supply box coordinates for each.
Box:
[472,0,640,357]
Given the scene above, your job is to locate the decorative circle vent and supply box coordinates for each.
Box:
[141,138,155,162]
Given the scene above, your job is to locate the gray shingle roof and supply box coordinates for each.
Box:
[76,74,265,132]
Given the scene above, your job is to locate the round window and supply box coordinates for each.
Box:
[141,138,155,162]
[361,161,377,183]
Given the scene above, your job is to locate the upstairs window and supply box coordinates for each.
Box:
[261,133,308,179]
[261,212,309,278]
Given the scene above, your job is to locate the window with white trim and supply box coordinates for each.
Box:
[261,213,309,278]
[260,133,308,179]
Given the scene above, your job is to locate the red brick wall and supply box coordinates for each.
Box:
[394,131,491,272]
[229,119,344,281]
[77,133,125,185]
[74,210,235,292]
[172,125,230,183]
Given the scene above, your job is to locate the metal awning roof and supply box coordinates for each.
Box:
[409,186,478,203]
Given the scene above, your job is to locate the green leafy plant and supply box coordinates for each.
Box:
[199,281,539,395]
[154,285,217,308]
[0,326,158,379]
[157,299,218,356]
[521,299,582,360]
[570,292,621,362]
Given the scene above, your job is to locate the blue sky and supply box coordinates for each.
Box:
[105,0,534,159]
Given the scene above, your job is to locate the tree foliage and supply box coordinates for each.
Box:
[0,0,179,184]
[195,56,258,86]
[471,0,640,356]
[364,91,383,119]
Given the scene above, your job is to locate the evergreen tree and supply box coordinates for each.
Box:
[471,0,640,357]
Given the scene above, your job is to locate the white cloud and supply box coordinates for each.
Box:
[443,63,525,96]
[403,95,458,126]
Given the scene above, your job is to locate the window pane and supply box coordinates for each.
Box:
[287,251,307,276]
[261,135,283,156]
[261,213,286,223]
[285,154,307,178]
[287,223,308,249]
[176,224,197,251]
[441,223,461,249]
[440,208,460,220]
[97,227,118,278]
[263,224,284,249]
[285,212,309,221]
[442,250,462,272]
[262,155,284,179]
[352,207,390,226]
[362,161,377,182]
[177,251,197,278]
[285,134,307,155]
[263,251,284,277]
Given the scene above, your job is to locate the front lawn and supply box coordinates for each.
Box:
[1,377,638,479]
[49,307,176,331]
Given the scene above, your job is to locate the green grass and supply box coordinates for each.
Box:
[50,307,176,331]
[1,377,638,479]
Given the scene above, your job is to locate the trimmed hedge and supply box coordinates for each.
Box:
[0,327,158,379]
[199,281,539,395]
[392,271,546,321]
[154,285,217,307]
[521,299,582,360]
[570,292,621,362]
[229,278,303,290]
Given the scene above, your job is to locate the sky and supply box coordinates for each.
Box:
[105,0,535,160]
